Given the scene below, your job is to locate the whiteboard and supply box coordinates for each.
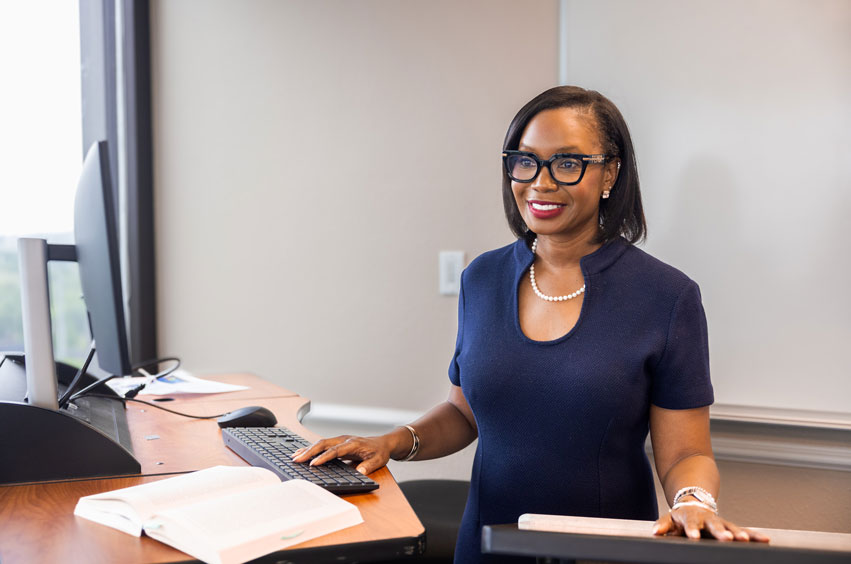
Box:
[562,0,851,415]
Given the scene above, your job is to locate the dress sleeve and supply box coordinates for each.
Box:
[448,270,466,387]
[651,280,714,409]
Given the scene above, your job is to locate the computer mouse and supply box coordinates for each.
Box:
[217,406,278,428]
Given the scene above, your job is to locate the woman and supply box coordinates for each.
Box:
[293,86,768,562]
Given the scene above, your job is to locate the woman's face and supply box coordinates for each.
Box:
[511,107,619,243]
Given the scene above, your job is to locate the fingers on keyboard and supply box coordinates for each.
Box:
[293,436,346,462]
[223,427,378,493]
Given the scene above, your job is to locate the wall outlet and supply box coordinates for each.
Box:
[439,251,465,296]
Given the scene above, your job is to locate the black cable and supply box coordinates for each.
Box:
[122,357,182,398]
[69,357,182,403]
[123,382,147,399]
[132,356,181,376]
[73,393,230,419]
[69,373,117,402]
[58,340,97,409]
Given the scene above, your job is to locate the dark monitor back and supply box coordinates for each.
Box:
[73,141,131,377]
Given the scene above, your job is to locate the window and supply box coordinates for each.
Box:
[0,1,89,365]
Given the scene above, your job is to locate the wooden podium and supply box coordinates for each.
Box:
[482,514,851,564]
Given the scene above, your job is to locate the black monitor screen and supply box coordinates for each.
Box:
[73,141,131,377]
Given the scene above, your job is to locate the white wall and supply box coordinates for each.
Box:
[562,0,851,414]
[151,0,559,411]
[153,0,850,416]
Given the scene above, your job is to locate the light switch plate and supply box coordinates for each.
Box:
[439,251,465,296]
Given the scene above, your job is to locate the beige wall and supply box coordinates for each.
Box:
[151,0,559,411]
[715,460,850,532]
[152,0,851,415]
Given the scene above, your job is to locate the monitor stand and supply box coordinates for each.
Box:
[0,353,141,485]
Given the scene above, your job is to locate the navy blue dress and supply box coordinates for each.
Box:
[449,237,714,563]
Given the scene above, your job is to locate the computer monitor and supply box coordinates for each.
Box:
[74,140,132,378]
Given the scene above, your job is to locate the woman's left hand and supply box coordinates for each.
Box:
[653,505,770,542]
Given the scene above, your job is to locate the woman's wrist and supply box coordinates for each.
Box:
[390,425,420,461]
[671,499,717,514]
[387,426,416,460]
[672,486,718,513]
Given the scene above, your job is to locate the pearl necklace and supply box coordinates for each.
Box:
[529,238,586,302]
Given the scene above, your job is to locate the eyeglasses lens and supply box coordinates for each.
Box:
[507,154,539,181]
[507,155,584,184]
[550,156,583,183]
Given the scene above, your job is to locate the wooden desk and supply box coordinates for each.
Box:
[0,376,424,563]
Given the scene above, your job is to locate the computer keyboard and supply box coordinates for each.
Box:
[221,426,379,494]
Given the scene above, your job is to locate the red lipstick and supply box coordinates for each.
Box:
[527,200,566,219]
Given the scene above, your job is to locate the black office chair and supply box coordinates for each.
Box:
[370,479,469,562]
[392,479,470,563]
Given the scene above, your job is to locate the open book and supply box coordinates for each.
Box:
[74,465,363,564]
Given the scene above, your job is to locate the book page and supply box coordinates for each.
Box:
[145,480,362,564]
[80,466,279,523]
[74,499,147,537]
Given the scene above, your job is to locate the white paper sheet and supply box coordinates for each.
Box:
[106,370,249,396]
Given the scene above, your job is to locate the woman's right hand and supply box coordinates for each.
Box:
[290,434,397,475]
[293,390,476,475]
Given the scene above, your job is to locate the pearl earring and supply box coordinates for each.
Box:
[601,189,611,199]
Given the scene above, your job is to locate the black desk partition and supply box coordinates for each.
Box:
[0,354,139,484]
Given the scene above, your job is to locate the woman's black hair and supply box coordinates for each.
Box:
[502,85,646,245]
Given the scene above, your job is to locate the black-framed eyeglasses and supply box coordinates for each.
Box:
[502,150,611,186]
